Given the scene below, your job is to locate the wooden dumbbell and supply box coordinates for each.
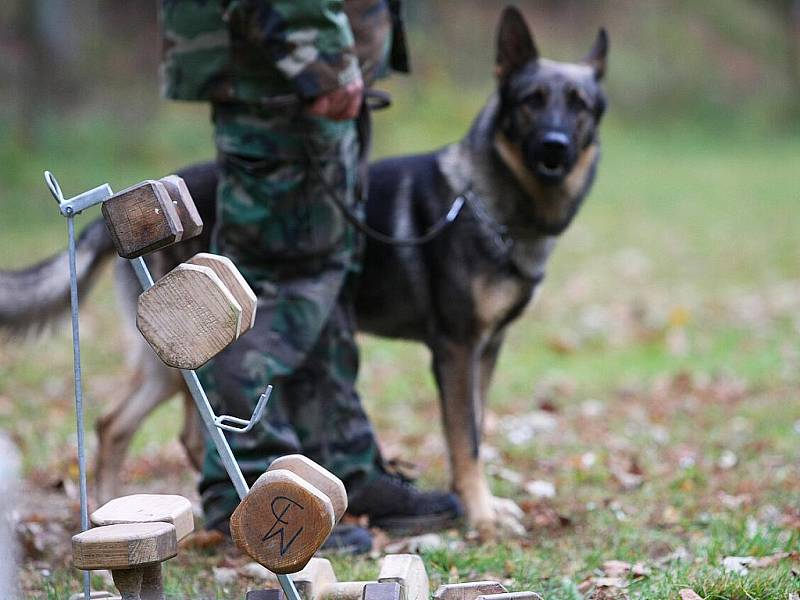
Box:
[72,522,177,600]
[230,470,336,574]
[102,180,183,259]
[267,454,347,524]
[187,253,257,337]
[290,557,372,600]
[137,263,243,370]
[102,176,203,259]
[290,553,428,600]
[88,495,193,600]
[159,175,203,240]
[79,493,193,600]
[433,582,508,600]
[377,554,429,600]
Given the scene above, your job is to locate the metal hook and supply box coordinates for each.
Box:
[214,385,272,433]
[44,171,65,205]
[43,170,113,217]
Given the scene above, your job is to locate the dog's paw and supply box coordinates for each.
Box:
[470,495,527,539]
[490,495,526,536]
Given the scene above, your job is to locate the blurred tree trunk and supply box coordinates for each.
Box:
[16,0,77,147]
[789,0,800,116]
[16,1,46,147]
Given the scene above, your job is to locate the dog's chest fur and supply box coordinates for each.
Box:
[436,142,557,335]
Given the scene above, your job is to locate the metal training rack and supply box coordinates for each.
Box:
[44,172,301,600]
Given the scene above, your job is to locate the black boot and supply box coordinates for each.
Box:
[320,523,373,554]
[347,469,463,534]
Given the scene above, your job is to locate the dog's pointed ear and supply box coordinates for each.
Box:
[583,28,609,81]
[496,6,538,81]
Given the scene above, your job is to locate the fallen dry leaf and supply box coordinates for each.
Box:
[609,455,645,490]
[603,560,631,578]
[594,576,627,588]
[679,589,703,600]
[722,552,799,574]
[524,479,556,499]
[660,505,681,526]
[602,560,651,579]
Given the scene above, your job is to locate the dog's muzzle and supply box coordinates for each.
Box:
[526,131,573,185]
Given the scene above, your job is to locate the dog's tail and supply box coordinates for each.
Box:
[0,218,116,337]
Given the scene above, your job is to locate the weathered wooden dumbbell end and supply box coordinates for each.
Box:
[102,180,184,259]
[187,253,257,337]
[363,583,403,600]
[159,175,203,240]
[90,494,194,542]
[137,263,243,370]
[268,454,347,525]
[72,522,177,600]
[230,469,335,574]
[378,554,429,600]
[433,582,508,600]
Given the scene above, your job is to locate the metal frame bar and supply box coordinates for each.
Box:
[45,173,302,600]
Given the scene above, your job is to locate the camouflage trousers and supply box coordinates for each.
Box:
[198,102,381,529]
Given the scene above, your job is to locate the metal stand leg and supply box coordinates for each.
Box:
[66,206,92,600]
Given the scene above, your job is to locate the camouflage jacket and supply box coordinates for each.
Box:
[160,0,407,104]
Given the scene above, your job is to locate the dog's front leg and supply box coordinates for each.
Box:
[433,338,522,538]
[477,334,526,534]
[96,352,181,504]
[180,389,206,471]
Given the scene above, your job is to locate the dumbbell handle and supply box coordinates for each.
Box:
[321,582,374,600]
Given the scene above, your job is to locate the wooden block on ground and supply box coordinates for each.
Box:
[137,263,242,370]
[268,455,347,524]
[433,582,508,600]
[90,494,194,541]
[72,522,177,570]
[102,180,183,259]
[230,469,335,575]
[378,554,429,600]
[187,253,257,336]
[475,593,542,600]
[160,175,203,240]
[363,582,402,600]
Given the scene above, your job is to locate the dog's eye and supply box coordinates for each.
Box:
[567,88,589,111]
[524,88,548,109]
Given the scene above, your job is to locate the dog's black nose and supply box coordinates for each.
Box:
[541,132,570,158]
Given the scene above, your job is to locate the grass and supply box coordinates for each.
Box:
[1,85,800,598]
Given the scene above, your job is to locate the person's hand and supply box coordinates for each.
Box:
[308,76,363,121]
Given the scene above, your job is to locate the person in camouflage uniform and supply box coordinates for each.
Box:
[159,0,461,550]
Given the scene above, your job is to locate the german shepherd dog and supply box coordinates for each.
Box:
[0,7,607,536]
